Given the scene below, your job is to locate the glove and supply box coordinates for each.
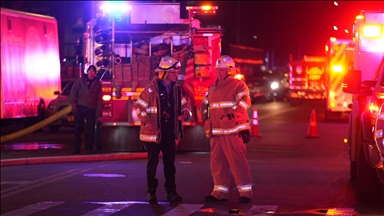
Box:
[240,130,252,144]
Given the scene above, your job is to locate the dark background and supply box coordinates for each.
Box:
[1,1,383,67]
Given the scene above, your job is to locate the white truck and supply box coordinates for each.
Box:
[0,8,61,130]
[342,10,384,202]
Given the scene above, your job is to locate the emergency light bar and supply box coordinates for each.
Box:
[100,3,132,13]
[186,5,218,15]
[362,25,382,37]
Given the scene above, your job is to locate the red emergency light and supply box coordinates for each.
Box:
[186,5,218,15]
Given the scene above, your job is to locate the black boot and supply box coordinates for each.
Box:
[147,179,158,204]
[166,192,182,202]
[147,188,157,204]
[164,180,182,202]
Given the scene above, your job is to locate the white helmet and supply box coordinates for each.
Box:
[155,56,181,80]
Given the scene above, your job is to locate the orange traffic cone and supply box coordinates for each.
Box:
[252,108,262,137]
[306,109,319,138]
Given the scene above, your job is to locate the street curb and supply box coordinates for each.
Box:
[0,153,148,167]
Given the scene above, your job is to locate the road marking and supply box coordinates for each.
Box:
[246,205,278,216]
[162,204,204,216]
[81,203,133,216]
[83,173,126,177]
[1,201,64,216]
[0,201,359,216]
[1,161,114,199]
[1,181,30,184]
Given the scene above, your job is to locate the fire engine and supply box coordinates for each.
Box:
[288,55,326,106]
[83,2,222,151]
[324,37,354,120]
[342,10,384,202]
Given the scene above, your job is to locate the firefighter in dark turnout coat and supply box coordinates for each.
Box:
[135,56,191,203]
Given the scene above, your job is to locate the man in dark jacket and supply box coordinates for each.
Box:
[69,65,102,154]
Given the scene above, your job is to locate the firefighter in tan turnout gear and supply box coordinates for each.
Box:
[135,56,191,203]
[201,55,253,203]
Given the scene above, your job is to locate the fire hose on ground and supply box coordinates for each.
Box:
[0,105,72,143]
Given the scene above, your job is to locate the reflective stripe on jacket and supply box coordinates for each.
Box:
[134,77,190,143]
[200,76,251,136]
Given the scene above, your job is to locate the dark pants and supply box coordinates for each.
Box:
[74,105,96,153]
[144,128,176,194]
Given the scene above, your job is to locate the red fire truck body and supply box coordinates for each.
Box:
[288,55,326,106]
[84,2,221,151]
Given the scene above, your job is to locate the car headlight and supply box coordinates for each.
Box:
[48,104,57,110]
[270,81,279,90]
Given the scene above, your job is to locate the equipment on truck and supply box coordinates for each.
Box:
[324,37,354,120]
[83,2,222,151]
[288,55,326,106]
[342,10,384,203]
[0,8,61,127]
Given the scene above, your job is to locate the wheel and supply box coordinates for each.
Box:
[357,140,383,202]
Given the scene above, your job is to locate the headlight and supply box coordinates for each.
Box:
[48,104,57,110]
[270,81,279,90]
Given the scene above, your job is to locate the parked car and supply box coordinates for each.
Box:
[247,72,289,103]
[45,80,74,133]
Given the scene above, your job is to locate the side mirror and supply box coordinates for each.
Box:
[342,69,361,94]
[54,91,60,95]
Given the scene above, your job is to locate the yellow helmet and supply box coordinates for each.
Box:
[155,56,181,80]
[215,55,237,70]
[215,55,237,76]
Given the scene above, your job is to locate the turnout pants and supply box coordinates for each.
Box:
[209,134,253,200]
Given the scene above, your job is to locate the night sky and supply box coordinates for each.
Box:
[194,1,383,63]
[2,1,383,65]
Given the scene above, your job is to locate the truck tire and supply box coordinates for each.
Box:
[357,141,382,202]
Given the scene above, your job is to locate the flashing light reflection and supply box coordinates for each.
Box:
[332,65,343,72]
[83,174,126,177]
[343,138,348,143]
[1,143,64,150]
